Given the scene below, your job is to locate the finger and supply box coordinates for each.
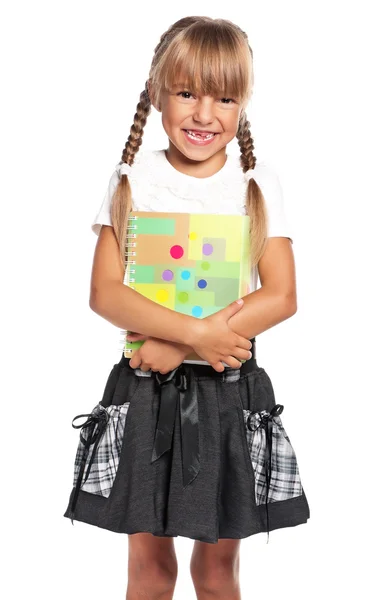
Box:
[235,335,253,351]
[129,352,140,369]
[211,361,225,373]
[234,347,252,361]
[219,299,245,321]
[224,356,244,369]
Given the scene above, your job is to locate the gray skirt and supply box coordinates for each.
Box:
[63,339,310,544]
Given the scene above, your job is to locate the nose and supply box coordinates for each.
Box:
[192,97,215,125]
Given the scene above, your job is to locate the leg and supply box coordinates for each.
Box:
[190,538,241,600]
[126,533,178,600]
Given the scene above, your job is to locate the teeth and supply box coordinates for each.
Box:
[186,130,215,140]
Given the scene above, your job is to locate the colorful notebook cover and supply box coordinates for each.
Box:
[120,211,251,364]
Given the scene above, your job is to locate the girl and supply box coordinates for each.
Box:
[64,16,310,600]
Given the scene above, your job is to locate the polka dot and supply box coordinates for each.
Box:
[162,269,173,281]
[192,306,203,317]
[197,279,207,289]
[178,292,189,303]
[170,245,184,259]
[189,232,197,240]
[181,270,191,280]
[201,261,210,270]
[202,243,213,256]
[156,289,169,303]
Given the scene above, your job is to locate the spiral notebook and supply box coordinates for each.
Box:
[119,210,251,364]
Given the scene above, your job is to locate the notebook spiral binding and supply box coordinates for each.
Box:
[119,214,139,354]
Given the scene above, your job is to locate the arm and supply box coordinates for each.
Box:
[90,226,200,346]
[91,228,295,346]
[90,226,250,369]
[225,237,297,338]
[125,237,297,345]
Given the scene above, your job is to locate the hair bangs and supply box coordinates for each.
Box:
[155,23,253,105]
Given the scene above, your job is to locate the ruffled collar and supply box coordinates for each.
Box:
[115,149,260,214]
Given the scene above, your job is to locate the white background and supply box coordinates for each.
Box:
[1,0,390,598]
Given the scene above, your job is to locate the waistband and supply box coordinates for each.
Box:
[119,337,257,381]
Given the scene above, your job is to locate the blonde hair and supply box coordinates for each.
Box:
[111,16,268,271]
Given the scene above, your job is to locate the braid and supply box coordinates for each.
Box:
[120,84,152,168]
[237,112,256,172]
[237,112,268,266]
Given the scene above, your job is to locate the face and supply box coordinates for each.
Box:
[150,81,246,165]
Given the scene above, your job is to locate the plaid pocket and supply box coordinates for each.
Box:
[241,405,303,505]
[72,401,130,498]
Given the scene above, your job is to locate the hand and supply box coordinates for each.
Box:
[191,299,252,372]
[128,337,189,374]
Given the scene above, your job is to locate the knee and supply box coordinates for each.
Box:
[128,558,178,595]
[190,555,240,594]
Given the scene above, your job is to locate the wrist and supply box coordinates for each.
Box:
[183,318,205,348]
[176,342,194,358]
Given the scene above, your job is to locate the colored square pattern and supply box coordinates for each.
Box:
[121,211,251,359]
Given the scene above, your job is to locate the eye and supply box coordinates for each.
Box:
[177,91,236,103]
[177,91,194,99]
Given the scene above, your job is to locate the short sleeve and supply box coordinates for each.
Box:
[91,165,121,236]
[254,163,293,244]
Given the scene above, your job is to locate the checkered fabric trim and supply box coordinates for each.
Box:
[73,402,130,497]
[242,409,303,504]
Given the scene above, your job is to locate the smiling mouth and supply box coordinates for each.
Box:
[183,129,218,140]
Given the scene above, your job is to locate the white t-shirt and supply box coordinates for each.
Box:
[92,149,293,361]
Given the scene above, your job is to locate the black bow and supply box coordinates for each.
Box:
[245,404,284,543]
[69,405,109,524]
[152,364,200,487]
